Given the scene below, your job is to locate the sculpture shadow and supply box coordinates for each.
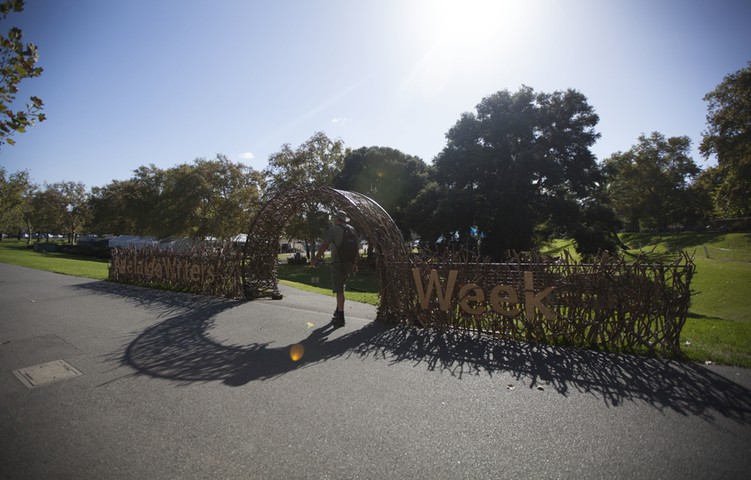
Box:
[75,281,751,425]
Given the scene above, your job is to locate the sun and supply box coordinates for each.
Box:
[417,0,523,50]
[402,0,529,97]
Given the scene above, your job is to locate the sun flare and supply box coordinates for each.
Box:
[403,0,530,97]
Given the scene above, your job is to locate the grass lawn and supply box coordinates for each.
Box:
[277,260,379,306]
[0,240,109,280]
[616,232,751,367]
[2,235,749,367]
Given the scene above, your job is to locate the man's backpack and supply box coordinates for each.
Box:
[336,224,359,263]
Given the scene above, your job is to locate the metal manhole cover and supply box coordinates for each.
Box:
[13,359,83,388]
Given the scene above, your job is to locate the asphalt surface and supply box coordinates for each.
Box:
[1,262,750,479]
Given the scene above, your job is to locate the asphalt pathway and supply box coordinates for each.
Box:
[1,263,750,479]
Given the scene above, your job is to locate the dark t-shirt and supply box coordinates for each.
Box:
[323,223,355,263]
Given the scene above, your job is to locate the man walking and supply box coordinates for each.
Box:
[311,210,359,328]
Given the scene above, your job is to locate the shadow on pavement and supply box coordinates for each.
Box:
[76,281,751,424]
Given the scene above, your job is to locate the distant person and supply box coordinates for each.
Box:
[311,210,359,327]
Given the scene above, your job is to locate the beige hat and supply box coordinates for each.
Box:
[334,210,350,223]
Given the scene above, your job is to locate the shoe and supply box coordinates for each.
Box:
[331,310,345,328]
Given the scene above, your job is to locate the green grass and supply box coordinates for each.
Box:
[615,232,751,367]
[3,234,750,367]
[0,240,109,280]
[540,238,581,261]
[277,262,379,306]
[541,233,751,367]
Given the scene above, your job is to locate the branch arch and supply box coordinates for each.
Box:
[242,184,413,322]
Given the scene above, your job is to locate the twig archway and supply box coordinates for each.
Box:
[242,184,411,322]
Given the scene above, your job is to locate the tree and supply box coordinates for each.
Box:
[333,146,428,238]
[88,180,142,236]
[700,62,751,217]
[265,131,345,189]
[0,0,44,147]
[414,86,608,258]
[154,155,264,239]
[88,164,164,236]
[0,165,29,236]
[27,182,88,242]
[264,132,346,257]
[88,157,264,239]
[58,181,89,243]
[604,133,700,231]
[689,166,719,225]
[27,186,61,238]
[190,155,265,239]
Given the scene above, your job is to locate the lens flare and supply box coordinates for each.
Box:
[289,343,305,361]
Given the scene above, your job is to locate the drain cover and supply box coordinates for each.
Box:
[13,359,83,388]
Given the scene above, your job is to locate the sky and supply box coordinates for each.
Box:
[1,0,750,190]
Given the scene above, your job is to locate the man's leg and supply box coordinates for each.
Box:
[331,265,346,326]
[336,291,345,312]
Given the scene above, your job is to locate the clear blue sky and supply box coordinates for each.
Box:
[1,0,749,189]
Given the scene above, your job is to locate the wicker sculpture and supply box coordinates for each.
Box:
[241,184,413,323]
[242,184,694,353]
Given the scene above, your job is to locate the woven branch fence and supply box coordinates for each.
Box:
[108,184,695,354]
[243,184,695,353]
[109,241,244,298]
[405,250,694,354]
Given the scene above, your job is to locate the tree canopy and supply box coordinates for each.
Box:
[604,132,700,231]
[264,132,346,256]
[264,131,345,190]
[5,63,750,247]
[88,157,264,240]
[408,86,610,258]
[0,165,29,234]
[334,146,428,238]
[0,0,44,147]
[700,61,751,217]
[23,181,87,242]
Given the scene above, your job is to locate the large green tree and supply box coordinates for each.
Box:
[700,62,751,218]
[410,86,610,258]
[264,131,346,257]
[88,157,263,239]
[333,146,428,238]
[604,132,700,231]
[88,164,164,236]
[59,181,88,243]
[26,181,87,241]
[88,179,142,236]
[155,155,264,239]
[0,0,44,147]
[265,131,345,189]
[0,165,30,236]
[192,155,265,239]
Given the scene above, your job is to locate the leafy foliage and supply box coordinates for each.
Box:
[334,146,428,238]
[604,132,701,231]
[265,131,345,189]
[88,165,163,236]
[700,61,751,217]
[88,156,264,239]
[408,86,613,258]
[27,181,88,241]
[264,132,346,257]
[0,0,44,147]
[0,165,30,233]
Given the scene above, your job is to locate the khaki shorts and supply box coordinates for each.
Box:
[330,261,354,293]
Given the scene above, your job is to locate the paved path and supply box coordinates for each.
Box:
[1,263,750,479]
